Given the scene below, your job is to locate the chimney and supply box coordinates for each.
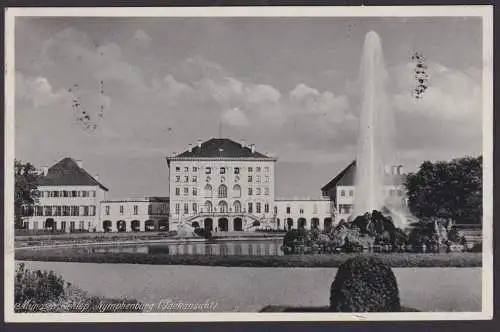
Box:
[391,165,397,175]
[241,139,246,148]
[94,174,100,181]
[188,144,193,152]
[42,166,48,176]
[251,144,255,154]
[76,160,83,168]
[397,165,404,175]
[197,139,202,148]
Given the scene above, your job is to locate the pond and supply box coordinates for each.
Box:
[65,238,285,256]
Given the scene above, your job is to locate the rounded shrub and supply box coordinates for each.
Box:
[329,256,401,312]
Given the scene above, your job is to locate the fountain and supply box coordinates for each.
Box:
[352,31,406,229]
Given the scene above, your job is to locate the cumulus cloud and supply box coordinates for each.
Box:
[16,72,70,108]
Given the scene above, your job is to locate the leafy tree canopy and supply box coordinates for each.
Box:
[14,160,40,228]
[405,156,482,225]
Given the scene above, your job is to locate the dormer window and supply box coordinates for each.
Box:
[205,167,211,174]
[220,167,226,174]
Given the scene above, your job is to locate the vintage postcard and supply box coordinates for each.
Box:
[3,6,493,322]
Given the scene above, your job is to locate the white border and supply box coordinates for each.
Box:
[4,6,494,322]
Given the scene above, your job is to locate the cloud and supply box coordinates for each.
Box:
[16,72,70,108]
[131,29,152,47]
[221,107,250,127]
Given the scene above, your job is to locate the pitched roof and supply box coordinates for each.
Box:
[171,138,272,159]
[321,160,406,191]
[321,160,356,192]
[38,157,109,191]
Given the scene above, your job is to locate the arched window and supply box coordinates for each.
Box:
[204,184,213,198]
[233,200,242,213]
[233,184,241,198]
[218,201,228,213]
[204,201,213,213]
[218,184,227,198]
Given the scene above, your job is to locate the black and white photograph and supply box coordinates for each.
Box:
[3,6,493,322]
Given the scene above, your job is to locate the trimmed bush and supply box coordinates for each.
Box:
[329,256,400,312]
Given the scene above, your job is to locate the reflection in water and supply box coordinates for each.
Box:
[75,239,284,256]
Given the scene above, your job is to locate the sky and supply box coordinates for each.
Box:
[15,16,483,199]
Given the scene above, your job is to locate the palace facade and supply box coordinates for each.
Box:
[20,138,407,233]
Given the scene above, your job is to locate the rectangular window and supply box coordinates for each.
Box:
[256,188,261,195]
[176,176,180,182]
[256,203,261,213]
[264,204,269,213]
[264,167,269,172]
[265,176,270,183]
[184,203,189,214]
[63,206,70,216]
[134,205,138,215]
[105,205,110,215]
[55,206,62,216]
[340,190,345,197]
[175,187,180,196]
[71,206,79,216]
[300,208,304,214]
[192,176,197,183]
[63,191,69,198]
[264,187,269,195]
[193,203,197,213]
[53,191,59,197]
[234,167,240,174]
[193,188,198,196]
[82,191,88,198]
[256,167,261,172]
[175,203,180,215]
[389,189,395,197]
[79,221,85,230]
[256,176,261,183]
[205,167,211,174]
[248,203,253,213]
[72,190,78,197]
[192,167,198,172]
[248,167,253,172]
[184,167,189,172]
[184,187,189,196]
[91,206,96,216]
[248,175,253,182]
[286,207,291,214]
[176,166,180,172]
[33,221,38,231]
[70,221,75,232]
[119,205,123,215]
[397,189,403,196]
[36,206,43,216]
[248,187,253,196]
[148,204,153,215]
[184,176,189,183]
[349,190,354,197]
[91,191,96,197]
[44,206,52,216]
[220,167,225,174]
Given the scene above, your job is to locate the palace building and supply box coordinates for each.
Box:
[20,139,408,233]
[166,138,277,232]
[321,160,408,222]
[22,157,108,232]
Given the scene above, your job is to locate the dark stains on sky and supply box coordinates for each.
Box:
[411,52,429,100]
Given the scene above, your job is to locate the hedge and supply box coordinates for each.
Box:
[15,250,482,268]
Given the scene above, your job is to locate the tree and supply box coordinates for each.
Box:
[405,156,482,225]
[14,160,40,229]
